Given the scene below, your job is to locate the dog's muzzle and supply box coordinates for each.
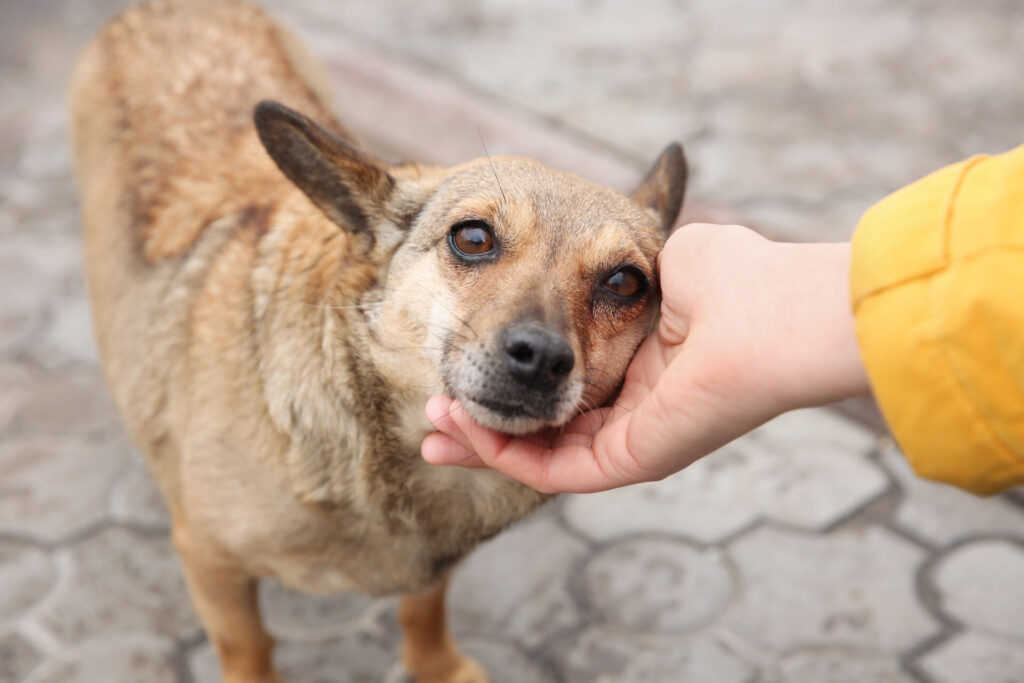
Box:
[448,319,581,433]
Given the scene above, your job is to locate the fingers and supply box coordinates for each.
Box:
[422,396,643,493]
[421,432,487,467]
[445,402,635,494]
[422,396,487,467]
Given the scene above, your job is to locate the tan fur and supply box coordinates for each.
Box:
[70,1,683,681]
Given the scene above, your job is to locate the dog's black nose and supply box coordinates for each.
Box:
[503,324,575,389]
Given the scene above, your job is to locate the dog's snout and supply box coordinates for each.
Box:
[503,325,575,389]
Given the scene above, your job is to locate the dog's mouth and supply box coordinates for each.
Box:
[458,387,580,436]
[469,396,537,419]
[461,395,555,435]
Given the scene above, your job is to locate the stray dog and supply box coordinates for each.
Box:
[69,1,686,680]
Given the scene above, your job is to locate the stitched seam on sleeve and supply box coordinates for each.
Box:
[928,210,1024,479]
[939,155,988,259]
[854,245,1024,314]
[852,157,987,308]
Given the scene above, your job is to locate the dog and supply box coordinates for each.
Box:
[69,1,686,680]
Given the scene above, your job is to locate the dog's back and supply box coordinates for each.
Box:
[71,0,345,259]
[69,0,346,465]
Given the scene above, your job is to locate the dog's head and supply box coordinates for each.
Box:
[255,101,685,435]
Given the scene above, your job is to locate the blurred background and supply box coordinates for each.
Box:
[2,1,1023,681]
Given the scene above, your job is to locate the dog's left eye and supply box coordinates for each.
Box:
[449,221,495,259]
[601,267,647,299]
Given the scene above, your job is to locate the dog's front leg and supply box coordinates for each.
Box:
[172,523,279,683]
[399,576,488,683]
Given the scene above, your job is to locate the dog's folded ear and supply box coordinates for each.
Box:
[254,100,395,235]
[632,143,687,234]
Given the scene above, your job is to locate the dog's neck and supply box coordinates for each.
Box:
[250,201,438,505]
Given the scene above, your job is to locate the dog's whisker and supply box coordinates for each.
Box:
[295,300,384,311]
[584,365,616,379]
[476,125,507,205]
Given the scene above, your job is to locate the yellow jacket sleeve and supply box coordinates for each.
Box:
[851,144,1024,495]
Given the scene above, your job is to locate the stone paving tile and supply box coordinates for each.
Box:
[190,630,397,683]
[259,578,374,642]
[918,631,1024,683]
[930,539,1024,639]
[9,369,119,438]
[20,636,178,683]
[0,540,56,627]
[449,512,587,650]
[194,600,557,683]
[0,631,42,683]
[765,647,917,683]
[563,408,885,543]
[0,434,131,543]
[0,262,48,359]
[0,364,35,433]
[0,234,82,359]
[31,294,98,371]
[33,526,200,646]
[546,627,756,683]
[107,457,171,531]
[454,639,558,683]
[723,525,937,654]
[580,537,734,634]
[881,443,1024,547]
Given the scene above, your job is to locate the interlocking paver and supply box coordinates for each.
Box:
[723,525,937,654]
[0,631,42,683]
[107,458,171,531]
[564,408,885,543]
[0,251,51,357]
[454,639,557,683]
[33,527,200,646]
[0,434,130,543]
[449,513,587,650]
[0,362,35,436]
[547,627,756,683]
[931,539,1024,639]
[191,632,397,683]
[581,537,734,634]
[11,371,118,438]
[768,648,916,683]
[32,295,98,370]
[882,444,1024,546]
[0,540,55,626]
[260,578,373,642]
[918,631,1024,683]
[20,637,178,683]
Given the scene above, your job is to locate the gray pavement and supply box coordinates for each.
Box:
[2,1,1024,682]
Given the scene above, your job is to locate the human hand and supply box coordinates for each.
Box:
[421,223,870,493]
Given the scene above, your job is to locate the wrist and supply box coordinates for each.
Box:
[770,241,870,408]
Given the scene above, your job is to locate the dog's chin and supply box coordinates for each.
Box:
[460,397,567,436]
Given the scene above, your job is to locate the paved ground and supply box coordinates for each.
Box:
[2,1,1024,682]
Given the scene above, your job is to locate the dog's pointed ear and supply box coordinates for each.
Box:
[632,142,687,234]
[254,100,395,234]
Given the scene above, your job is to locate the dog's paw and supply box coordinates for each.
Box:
[448,656,489,683]
[415,656,488,683]
[222,673,282,683]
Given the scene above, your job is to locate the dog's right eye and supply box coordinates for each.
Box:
[449,221,495,260]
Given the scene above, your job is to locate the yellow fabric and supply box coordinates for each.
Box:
[851,144,1024,495]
